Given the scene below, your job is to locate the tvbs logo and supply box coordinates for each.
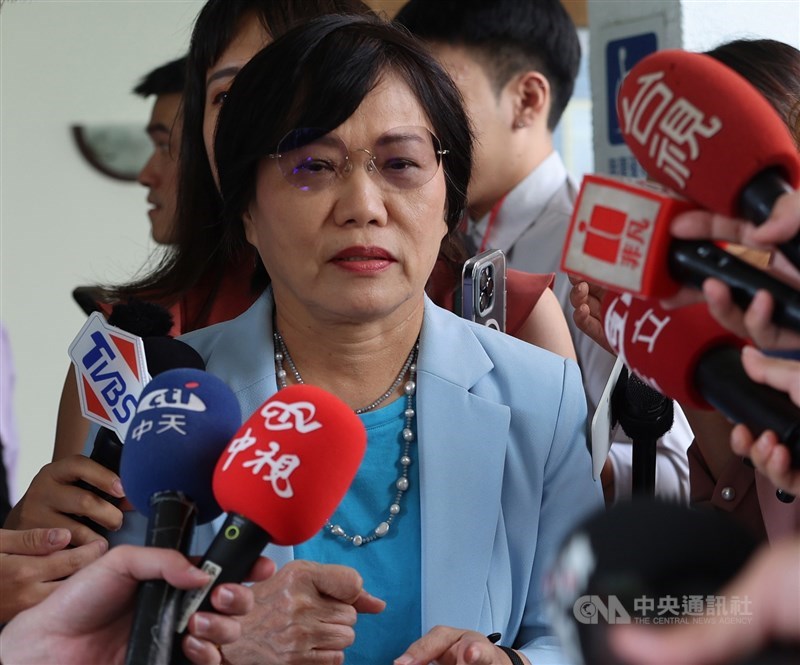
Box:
[68,312,148,440]
[573,595,631,625]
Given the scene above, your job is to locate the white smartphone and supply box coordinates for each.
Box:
[461,249,507,333]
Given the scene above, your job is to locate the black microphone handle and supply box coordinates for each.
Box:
[177,513,272,631]
[87,426,124,471]
[125,492,198,665]
[71,428,123,536]
[630,436,658,495]
[694,345,800,469]
[738,167,800,271]
[669,240,800,333]
[172,513,271,665]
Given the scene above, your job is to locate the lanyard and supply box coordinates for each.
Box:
[478,194,508,254]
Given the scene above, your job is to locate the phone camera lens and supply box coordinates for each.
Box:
[479,268,491,291]
[479,269,494,312]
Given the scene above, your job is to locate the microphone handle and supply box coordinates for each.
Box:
[125,492,197,665]
[631,437,657,495]
[171,513,272,665]
[694,345,800,469]
[176,513,272,633]
[71,428,123,535]
[738,168,800,271]
[669,240,800,333]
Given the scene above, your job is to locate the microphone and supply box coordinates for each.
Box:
[602,292,800,468]
[610,368,674,495]
[85,300,205,472]
[546,499,761,665]
[617,49,800,269]
[560,174,800,331]
[72,301,205,534]
[107,298,175,337]
[174,383,367,635]
[120,368,241,665]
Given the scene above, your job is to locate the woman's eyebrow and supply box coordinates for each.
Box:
[206,66,241,89]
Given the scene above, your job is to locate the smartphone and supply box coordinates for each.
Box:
[461,249,507,332]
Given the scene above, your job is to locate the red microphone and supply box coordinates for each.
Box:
[617,49,800,268]
[175,384,367,632]
[560,174,800,330]
[601,292,800,466]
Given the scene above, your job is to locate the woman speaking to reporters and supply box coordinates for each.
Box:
[182,14,601,665]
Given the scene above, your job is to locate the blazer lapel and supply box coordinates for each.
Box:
[417,301,511,632]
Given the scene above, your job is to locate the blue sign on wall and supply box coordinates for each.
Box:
[606,32,658,145]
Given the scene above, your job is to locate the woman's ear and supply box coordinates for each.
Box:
[242,207,258,247]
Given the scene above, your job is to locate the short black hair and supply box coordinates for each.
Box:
[395,0,580,131]
[133,56,187,98]
[215,14,472,266]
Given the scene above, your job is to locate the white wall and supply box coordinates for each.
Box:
[1,0,204,499]
[681,1,800,52]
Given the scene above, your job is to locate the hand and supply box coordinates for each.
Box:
[0,545,272,665]
[728,347,800,494]
[696,278,800,350]
[568,277,614,355]
[610,536,800,665]
[0,527,107,621]
[394,626,530,665]
[661,190,800,349]
[221,559,385,665]
[3,455,126,546]
[671,190,800,274]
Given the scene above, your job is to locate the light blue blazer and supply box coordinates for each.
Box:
[179,291,603,663]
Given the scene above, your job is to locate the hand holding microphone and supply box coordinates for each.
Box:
[601,292,800,470]
[731,348,800,497]
[0,544,268,665]
[2,454,126,546]
[173,383,379,664]
[120,367,241,665]
[666,190,800,350]
[68,325,204,537]
[561,176,800,333]
[175,384,367,624]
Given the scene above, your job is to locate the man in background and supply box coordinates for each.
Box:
[73,56,186,315]
[396,0,694,502]
[135,56,185,245]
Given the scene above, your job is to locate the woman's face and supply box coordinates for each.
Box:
[242,73,449,326]
[204,13,271,184]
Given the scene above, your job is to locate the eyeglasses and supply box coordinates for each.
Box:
[267,126,448,192]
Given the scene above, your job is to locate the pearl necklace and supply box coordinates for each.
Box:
[273,329,419,547]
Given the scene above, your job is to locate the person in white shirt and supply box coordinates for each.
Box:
[396,0,693,503]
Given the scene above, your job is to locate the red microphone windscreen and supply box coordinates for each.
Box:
[212,384,366,545]
[601,292,743,409]
[618,49,800,215]
[561,174,696,297]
